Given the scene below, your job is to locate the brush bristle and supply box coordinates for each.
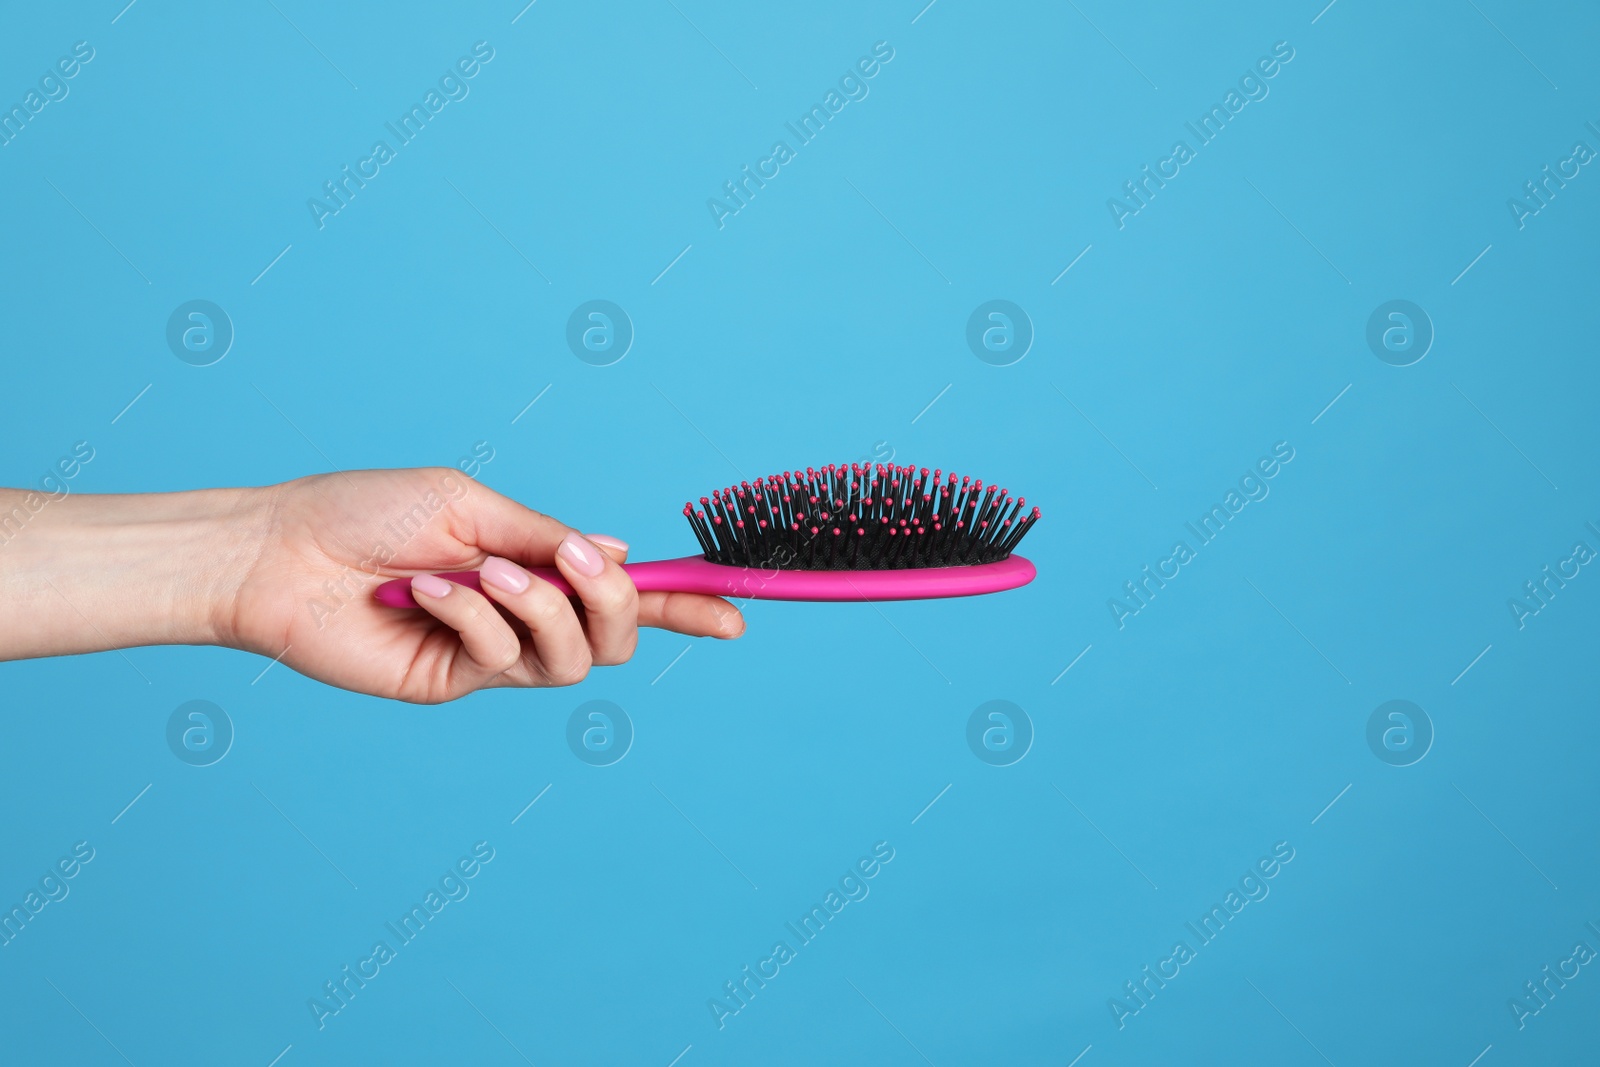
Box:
[682,463,1041,570]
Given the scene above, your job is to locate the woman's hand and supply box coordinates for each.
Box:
[226,468,745,702]
[0,468,744,703]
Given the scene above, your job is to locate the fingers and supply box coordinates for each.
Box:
[475,555,594,685]
[569,533,744,641]
[409,574,523,684]
[550,533,639,666]
[639,591,746,640]
[413,502,741,695]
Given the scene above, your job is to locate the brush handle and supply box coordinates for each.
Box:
[373,555,1035,606]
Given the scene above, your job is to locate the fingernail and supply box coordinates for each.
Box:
[557,532,606,578]
[586,533,629,553]
[412,573,453,599]
[480,555,531,594]
[722,611,746,638]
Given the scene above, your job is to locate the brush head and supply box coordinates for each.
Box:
[683,463,1041,570]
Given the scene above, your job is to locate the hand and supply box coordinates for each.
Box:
[224,468,745,703]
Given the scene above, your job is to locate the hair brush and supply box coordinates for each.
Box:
[374,463,1040,606]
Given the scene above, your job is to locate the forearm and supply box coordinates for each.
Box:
[0,486,267,659]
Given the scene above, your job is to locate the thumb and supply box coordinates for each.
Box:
[451,478,575,565]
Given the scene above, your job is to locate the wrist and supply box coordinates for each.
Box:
[177,485,281,651]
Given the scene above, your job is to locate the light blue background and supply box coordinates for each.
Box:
[2,1,1598,1063]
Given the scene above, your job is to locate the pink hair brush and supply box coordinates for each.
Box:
[374,463,1040,607]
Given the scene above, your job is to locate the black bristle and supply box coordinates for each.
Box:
[683,463,1041,570]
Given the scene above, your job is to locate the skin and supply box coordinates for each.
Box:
[0,468,744,703]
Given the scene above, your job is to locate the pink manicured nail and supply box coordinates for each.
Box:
[411,573,454,599]
[557,533,605,578]
[586,533,629,553]
[480,555,531,594]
